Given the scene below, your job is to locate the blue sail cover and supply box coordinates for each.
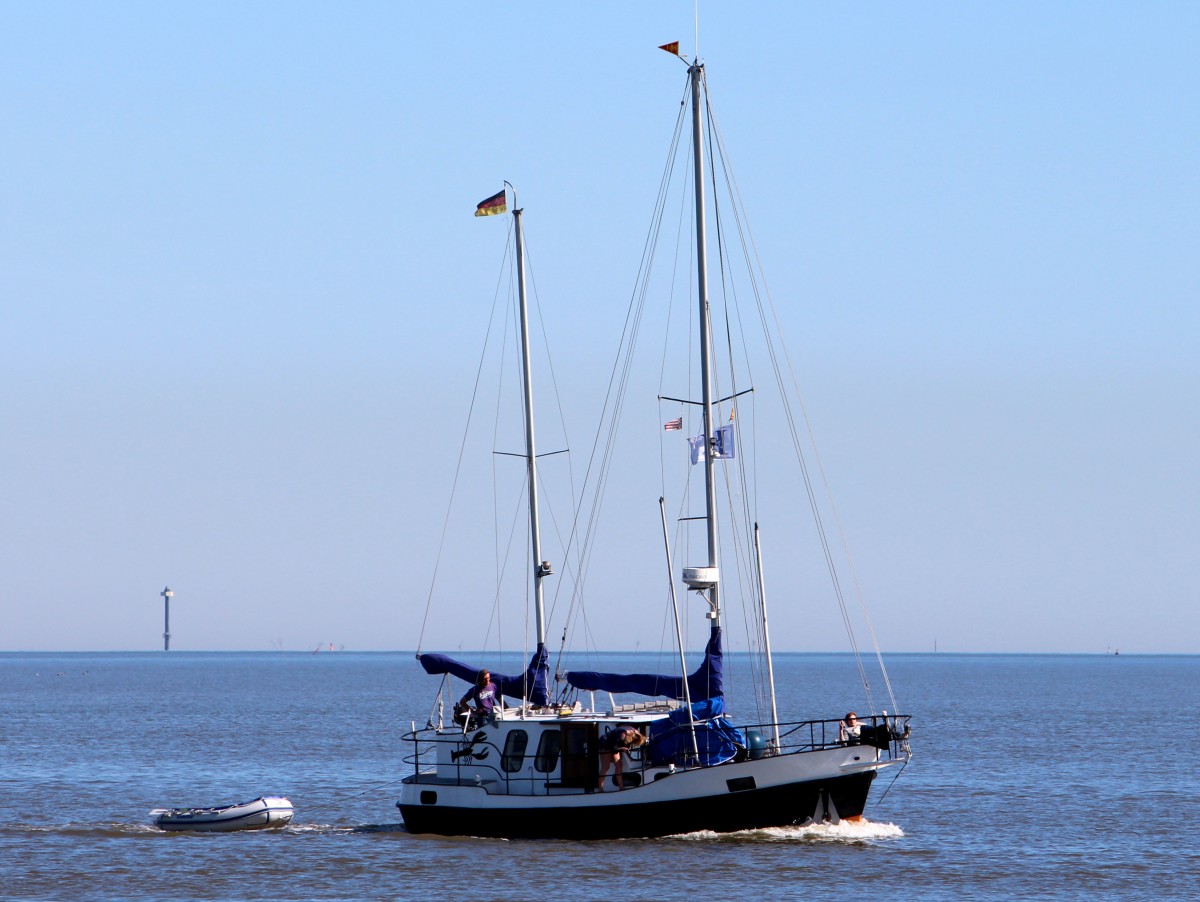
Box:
[647,696,745,766]
[418,643,549,706]
[565,626,724,701]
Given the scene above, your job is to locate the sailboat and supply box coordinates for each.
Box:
[397,48,911,840]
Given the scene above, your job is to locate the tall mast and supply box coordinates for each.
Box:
[690,60,721,622]
[513,206,547,647]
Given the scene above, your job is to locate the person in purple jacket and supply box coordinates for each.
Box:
[457,669,497,726]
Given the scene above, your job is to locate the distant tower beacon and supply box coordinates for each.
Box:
[161,586,174,651]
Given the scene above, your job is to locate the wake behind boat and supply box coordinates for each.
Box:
[150,796,294,832]
[398,45,912,840]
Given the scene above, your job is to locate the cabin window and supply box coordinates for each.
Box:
[502,730,529,773]
[534,730,561,773]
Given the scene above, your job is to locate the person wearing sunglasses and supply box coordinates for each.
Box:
[840,711,862,746]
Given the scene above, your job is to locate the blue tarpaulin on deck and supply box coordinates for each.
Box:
[647,696,745,766]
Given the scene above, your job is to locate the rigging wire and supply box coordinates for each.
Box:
[488,251,517,656]
[420,62,903,725]
[706,87,900,714]
[415,225,515,656]
[655,103,701,672]
[521,230,586,633]
[713,98,874,707]
[414,206,584,691]
[551,79,693,681]
[873,754,911,809]
[702,74,771,716]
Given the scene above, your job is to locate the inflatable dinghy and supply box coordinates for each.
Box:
[150,795,294,832]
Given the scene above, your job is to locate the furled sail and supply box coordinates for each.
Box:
[565,626,724,700]
[419,643,549,706]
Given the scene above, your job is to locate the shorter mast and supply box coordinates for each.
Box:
[754,525,781,748]
[513,202,547,648]
[661,498,700,762]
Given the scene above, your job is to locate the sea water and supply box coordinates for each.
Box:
[2,652,1196,900]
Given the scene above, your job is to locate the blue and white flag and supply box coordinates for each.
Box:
[689,424,736,464]
[713,423,735,459]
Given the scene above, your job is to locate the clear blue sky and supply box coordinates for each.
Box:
[2,2,1196,653]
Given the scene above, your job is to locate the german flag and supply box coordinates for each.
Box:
[474,189,507,217]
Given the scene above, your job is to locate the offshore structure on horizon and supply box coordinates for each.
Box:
[161,586,174,651]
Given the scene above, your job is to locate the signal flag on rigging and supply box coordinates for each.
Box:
[688,424,736,464]
[658,41,680,56]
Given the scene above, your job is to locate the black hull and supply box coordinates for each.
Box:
[397,770,875,840]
